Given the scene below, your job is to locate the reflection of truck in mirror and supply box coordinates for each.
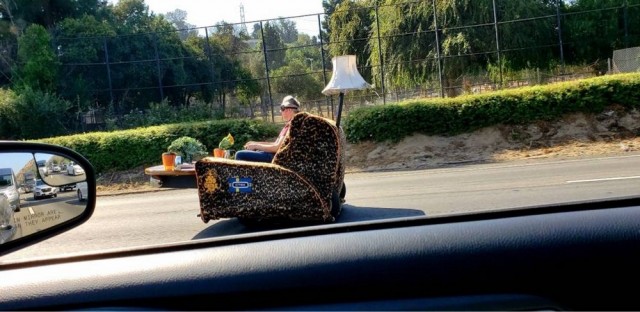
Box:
[37,160,49,177]
[22,171,35,193]
[0,168,21,212]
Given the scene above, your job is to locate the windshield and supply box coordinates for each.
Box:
[2,0,640,263]
[0,174,12,189]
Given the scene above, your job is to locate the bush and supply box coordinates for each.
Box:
[40,118,280,174]
[0,87,72,140]
[103,99,225,131]
[344,73,640,143]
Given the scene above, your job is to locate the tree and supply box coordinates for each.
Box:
[182,35,220,105]
[260,21,286,71]
[270,60,323,100]
[235,67,262,117]
[327,0,372,81]
[564,0,640,65]
[0,1,18,87]
[251,23,261,39]
[494,0,557,70]
[110,0,154,34]
[164,9,198,41]
[211,22,249,55]
[321,0,345,44]
[3,0,105,31]
[102,0,193,112]
[15,24,58,92]
[55,15,117,112]
[362,0,558,95]
[275,18,298,44]
[209,21,252,112]
[267,33,326,101]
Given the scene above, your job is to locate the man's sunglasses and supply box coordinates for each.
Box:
[280,107,294,112]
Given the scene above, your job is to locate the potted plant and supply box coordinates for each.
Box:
[215,133,234,158]
[167,136,208,163]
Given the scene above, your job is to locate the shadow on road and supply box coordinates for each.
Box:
[192,205,425,239]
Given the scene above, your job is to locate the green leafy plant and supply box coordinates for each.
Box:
[167,136,208,163]
[218,133,234,149]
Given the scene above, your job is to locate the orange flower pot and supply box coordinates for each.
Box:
[161,152,176,171]
[213,148,225,158]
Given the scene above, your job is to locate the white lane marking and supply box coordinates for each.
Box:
[28,207,35,214]
[567,175,640,183]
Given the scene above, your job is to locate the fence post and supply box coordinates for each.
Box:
[624,0,629,48]
[432,0,444,98]
[152,34,164,102]
[555,0,565,75]
[259,21,275,123]
[103,37,114,106]
[317,14,333,118]
[492,0,503,88]
[375,5,386,104]
[204,28,217,96]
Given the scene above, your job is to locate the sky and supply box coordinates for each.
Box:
[113,0,326,36]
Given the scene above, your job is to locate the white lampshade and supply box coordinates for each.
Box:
[322,55,371,95]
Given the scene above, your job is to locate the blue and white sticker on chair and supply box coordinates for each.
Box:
[228,176,253,193]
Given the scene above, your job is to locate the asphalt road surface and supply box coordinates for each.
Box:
[3,154,640,262]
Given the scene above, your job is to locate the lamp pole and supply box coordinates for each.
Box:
[335,93,344,128]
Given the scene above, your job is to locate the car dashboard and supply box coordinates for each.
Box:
[1,197,640,310]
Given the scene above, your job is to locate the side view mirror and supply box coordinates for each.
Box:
[0,141,95,256]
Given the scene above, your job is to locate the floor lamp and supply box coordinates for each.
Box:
[322,55,371,128]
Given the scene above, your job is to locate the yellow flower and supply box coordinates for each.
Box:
[218,133,234,149]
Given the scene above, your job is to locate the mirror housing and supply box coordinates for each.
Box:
[0,141,95,256]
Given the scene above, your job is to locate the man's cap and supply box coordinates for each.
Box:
[281,95,300,109]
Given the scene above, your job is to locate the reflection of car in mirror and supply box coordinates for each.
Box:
[60,183,76,192]
[33,179,59,200]
[0,168,20,212]
[76,181,88,201]
[67,163,84,176]
[0,193,15,233]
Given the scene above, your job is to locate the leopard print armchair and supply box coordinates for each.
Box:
[195,112,345,224]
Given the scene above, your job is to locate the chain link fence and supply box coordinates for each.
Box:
[611,47,640,73]
[44,1,640,131]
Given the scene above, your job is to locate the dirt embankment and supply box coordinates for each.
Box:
[345,105,640,172]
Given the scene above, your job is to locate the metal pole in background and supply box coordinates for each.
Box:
[204,28,216,91]
[260,21,275,123]
[432,0,444,98]
[317,14,333,119]
[103,37,114,106]
[375,5,386,104]
[492,0,503,88]
[555,0,565,75]
[624,0,629,48]
[152,34,164,102]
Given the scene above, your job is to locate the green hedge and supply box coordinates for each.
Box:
[39,119,280,174]
[33,73,640,174]
[344,73,640,143]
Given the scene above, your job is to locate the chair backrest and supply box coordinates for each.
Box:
[272,112,343,200]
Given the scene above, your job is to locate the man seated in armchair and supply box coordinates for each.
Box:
[234,95,300,163]
[195,111,346,224]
